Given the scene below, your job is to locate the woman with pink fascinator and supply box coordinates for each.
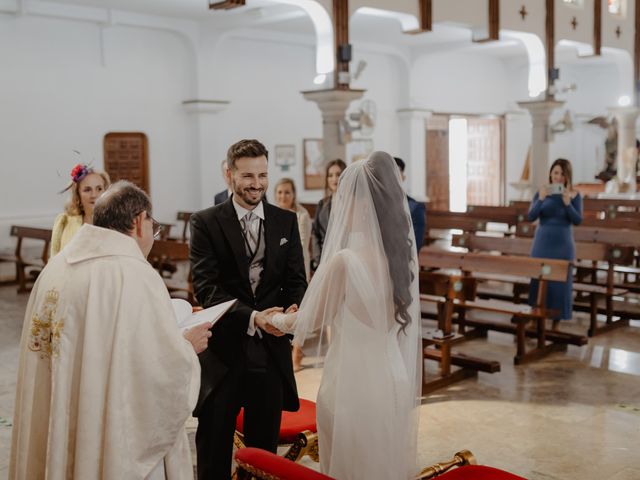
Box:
[50,163,110,256]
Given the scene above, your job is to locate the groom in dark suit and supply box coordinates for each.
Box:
[190,139,307,479]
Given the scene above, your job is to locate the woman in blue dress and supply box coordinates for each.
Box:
[528,158,583,326]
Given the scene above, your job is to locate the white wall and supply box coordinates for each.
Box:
[198,34,405,206]
[410,51,512,114]
[0,14,198,248]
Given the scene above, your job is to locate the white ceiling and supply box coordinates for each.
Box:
[33,0,616,67]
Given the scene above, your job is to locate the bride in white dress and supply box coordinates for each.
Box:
[271,151,422,480]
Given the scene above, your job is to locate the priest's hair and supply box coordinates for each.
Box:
[93,180,152,234]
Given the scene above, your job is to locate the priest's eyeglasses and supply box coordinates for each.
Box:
[145,212,163,239]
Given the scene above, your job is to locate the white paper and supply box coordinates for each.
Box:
[171,298,237,331]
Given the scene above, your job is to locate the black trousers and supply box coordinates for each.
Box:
[195,347,283,480]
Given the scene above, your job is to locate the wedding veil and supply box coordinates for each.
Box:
[293,151,422,479]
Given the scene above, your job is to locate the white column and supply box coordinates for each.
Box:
[301,88,365,162]
[517,100,565,198]
[609,106,640,192]
[182,100,231,208]
[397,108,431,201]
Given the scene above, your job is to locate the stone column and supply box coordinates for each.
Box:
[609,106,639,192]
[397,108,431,200]
[301,88,365,162]
[517,99,565,197]
[182,99,230,207]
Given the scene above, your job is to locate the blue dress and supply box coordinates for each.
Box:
[527,191,583,320]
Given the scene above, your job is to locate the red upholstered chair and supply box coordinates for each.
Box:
[235,448,331,480]
[235,448,527,480]
[234,398,319,463]
[437,465,526,480]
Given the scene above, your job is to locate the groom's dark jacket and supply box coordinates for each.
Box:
[189,197,307,415]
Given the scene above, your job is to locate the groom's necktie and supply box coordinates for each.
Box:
[241,211,258,254]
[241,211,264,294]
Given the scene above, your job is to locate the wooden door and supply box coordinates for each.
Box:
[466,118,503,206]
[426,115,450,211]
[103,132,149,193]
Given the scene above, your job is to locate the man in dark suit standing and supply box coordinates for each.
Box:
[394,157,426,251]
[214,160,231,205]
[190,139,307,479]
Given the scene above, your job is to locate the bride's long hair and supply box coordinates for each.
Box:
[365,154,415,333]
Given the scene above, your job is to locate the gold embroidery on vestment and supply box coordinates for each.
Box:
[28,289,64,359]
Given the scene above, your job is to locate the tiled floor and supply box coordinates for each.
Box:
[1,284,639,480]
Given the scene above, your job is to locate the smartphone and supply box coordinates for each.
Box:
[547,184,565,195]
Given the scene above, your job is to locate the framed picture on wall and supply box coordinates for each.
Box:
[303,138,325,189]
[346,138,374,164]
[274,144,296,171]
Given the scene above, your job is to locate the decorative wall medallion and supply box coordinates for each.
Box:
[571,17,578,30]
[519,5,528,20]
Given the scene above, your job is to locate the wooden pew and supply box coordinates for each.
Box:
[512,198,640,220]
[175,211,193,242]
[0,226,52,293]
[419,247,585,366]
[582,197,640,214]
[515,224,640,320]
[148,240,195,304]
[420,271,500,394]
[516,223,640,245]
[424,211,488,244]
[579,217,640,229]
[452,233,633,336]
[465,205,526,227]
[512,197,640,210]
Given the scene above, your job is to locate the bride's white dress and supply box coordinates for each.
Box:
[287,152,421,480]
[315,252,415,480]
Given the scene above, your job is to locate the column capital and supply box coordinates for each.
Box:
[301,88,366,163]
[517,99,565,119]
[301,88,365,121]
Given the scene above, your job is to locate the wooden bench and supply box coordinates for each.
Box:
[512,197,640,215]
[465,205,527,227]
[583,197,640,213]
[148,240,195,304]
[175,211,193,242]
[452,233,634,336]
[516,223,640,245]
[516,224,640,319]
[424,211,489,244]
[419,247,585,366]
[420,271,501,393]
[0,226,52,293]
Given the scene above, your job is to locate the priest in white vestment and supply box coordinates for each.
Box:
[10,181,211,480]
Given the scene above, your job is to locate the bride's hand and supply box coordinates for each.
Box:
[270,311,298,334]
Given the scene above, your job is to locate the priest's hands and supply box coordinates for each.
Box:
[255,307,285,337]
[184,322,213,354]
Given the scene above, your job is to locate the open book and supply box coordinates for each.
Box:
[172,298,237,331]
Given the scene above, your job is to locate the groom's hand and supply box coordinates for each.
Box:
[285,304,298,314]
[255,307,285,337]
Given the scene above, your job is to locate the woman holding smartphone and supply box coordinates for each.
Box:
[528,158,583,327]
